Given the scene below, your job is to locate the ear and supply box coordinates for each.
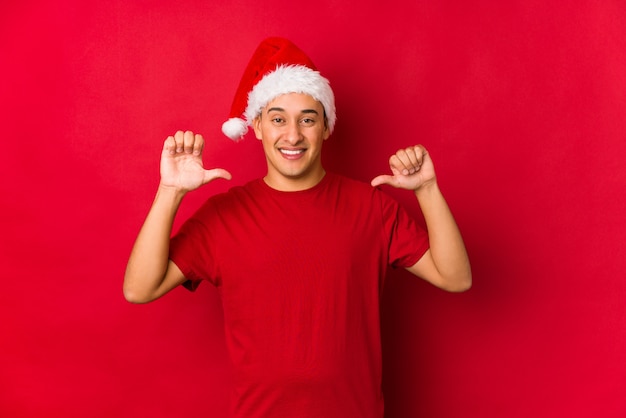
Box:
[252,116,262,140]
[323,118,330,140]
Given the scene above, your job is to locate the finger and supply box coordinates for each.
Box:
[163,136,176,155]
[413,145,429,165]
[183,130,195,154]
[174,130,185,153]
[193,134,204,155]
[389,154,411,176]
[370,174,395,188]
[203,168,233,184]
[401,145,428,174]
[404,146,421,169]
[395,149,414,174]
[399,147,425,174]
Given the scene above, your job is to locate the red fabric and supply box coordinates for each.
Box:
[169,173,429,417]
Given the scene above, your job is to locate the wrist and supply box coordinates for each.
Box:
[156,182,188,202]
[413,180,439,200]
[413,178,439,193]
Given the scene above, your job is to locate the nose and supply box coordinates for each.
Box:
[285,121,302,144]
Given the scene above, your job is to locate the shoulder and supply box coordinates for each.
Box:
[325,172,374,194]
[323,173,402,219]
[210,178,263,202]
[192,178,264,218]
[327,172,396,202]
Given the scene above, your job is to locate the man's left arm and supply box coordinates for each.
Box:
[371,145,472,292]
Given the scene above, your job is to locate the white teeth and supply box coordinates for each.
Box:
[280,149,304,155]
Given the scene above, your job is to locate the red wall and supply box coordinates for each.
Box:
[2,1,625,417]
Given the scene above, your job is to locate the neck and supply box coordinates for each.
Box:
[263,169,326,192]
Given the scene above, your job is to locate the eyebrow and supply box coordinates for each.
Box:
[266,107,320,115]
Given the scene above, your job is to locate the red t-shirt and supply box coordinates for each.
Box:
[170,173,429,417]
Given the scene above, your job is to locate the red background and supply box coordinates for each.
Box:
[2,1,625,417]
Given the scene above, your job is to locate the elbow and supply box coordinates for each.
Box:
[123,286,148,304]
[440,270,472,293]
[123,290,157,304]
[449,276,472,292]
[446,272,472,293]
[123,277,154,304]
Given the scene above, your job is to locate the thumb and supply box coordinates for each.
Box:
[371,174,394,188]
[203,168,233,184]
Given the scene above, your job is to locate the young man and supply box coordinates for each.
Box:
[124,37,471,417]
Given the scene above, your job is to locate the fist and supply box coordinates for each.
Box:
[370,145,436,191]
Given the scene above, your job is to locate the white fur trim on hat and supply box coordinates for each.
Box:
[244,64,336,133]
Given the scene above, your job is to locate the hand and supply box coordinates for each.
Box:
[370,145,436,191]
[160,130,232,192]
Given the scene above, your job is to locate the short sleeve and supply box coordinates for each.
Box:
[379,191,430,268]
[169,203,221,290]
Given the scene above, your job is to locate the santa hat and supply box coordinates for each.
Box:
[222,37,336,141]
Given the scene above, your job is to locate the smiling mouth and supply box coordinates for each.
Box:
[279,148,305,156]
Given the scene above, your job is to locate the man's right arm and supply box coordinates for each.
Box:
[123,131,231,304]
[123,186,188,303]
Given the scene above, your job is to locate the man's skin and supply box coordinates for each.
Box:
[123,92,471,304]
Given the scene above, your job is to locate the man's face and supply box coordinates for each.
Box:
[253,92,330,191]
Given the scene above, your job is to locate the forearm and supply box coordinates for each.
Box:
[415,182,472,290]
[123,185,186,303]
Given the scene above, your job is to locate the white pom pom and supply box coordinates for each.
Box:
[222,118,248,141]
